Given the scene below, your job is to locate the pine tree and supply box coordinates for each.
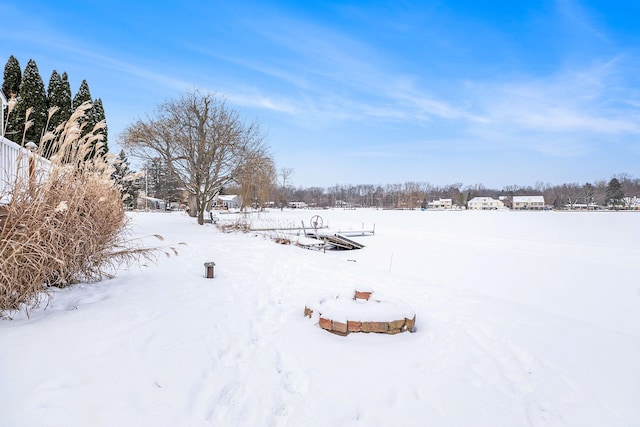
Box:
[12,59,48,145]
[44,70,66,157]
[3,56,22,142]
[72,79,94,135]
[72,79,92,110]
[606,178,624,209]
[72,79,104,158]
[46,70,73,129]
[2,55,21,98]
[46,70,62,109]
[59,72,73,123]
[92,98,108,156]
[111,150,139,208]
[143,157,182,204]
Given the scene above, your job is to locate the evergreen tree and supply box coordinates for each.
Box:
[143,157,182,204]
[111,150,139,208]
[91,98,108,156]
[44,70,68,157]
[606,178,624,209]
[72,79,94,134]
[3,56,22,142]
[59,72,73,123]
[12,59,47,145]
[46,70,62,109]
[72,79,105,158]
[46,70,73,129]
[2,55,21,98]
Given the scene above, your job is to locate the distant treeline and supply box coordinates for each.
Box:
[255,174,638,209]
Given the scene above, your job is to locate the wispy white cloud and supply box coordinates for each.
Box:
[182,43,312,90]
[1,15,192,95]
[225,92,297,115]
[92,54,193,93]
[225,54,640,150]
[347,149,412,159]
[555,0,609,42]
[210,9,472,124]
[217,1,640,157]
[464,59,640,157]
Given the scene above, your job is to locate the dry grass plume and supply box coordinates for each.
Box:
[1,102,168,316]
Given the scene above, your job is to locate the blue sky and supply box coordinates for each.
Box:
[2,0,639,188]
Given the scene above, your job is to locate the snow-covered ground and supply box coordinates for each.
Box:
[1,209,639,426]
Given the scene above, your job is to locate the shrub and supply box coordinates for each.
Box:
[0,102,159,315]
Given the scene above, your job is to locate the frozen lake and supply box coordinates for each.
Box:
[1,208,638,426]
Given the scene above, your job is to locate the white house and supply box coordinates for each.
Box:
[623,196,640,210]
[136,194,166,211]
[427,198,453,209]
[467,197,504,210]
[214,194,242,209]
[512,195,545,210]
[289,201,308,209]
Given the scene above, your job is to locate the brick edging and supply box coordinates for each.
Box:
[304,290,416,336]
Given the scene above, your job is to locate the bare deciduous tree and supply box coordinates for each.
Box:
[560,182,582,209]
[236,152,276,211]
[121,91,268,224]
[278,167,294,209]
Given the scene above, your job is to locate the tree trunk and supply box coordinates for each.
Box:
[187,194,198,218]
[195,195,204,225]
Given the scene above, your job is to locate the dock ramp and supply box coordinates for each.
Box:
[306,231,365,250]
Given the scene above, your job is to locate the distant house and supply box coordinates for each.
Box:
[427,198,453,209]
[512,195,545,210]
[289,201,308,209]
[568,203,599,211]
[623,196,640,210]
[214,194,242,210]
[467,197,504,210]
[136,194,166,211]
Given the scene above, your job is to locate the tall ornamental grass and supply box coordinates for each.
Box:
[1,102,161,315]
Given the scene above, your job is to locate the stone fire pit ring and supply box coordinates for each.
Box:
[304,289,416,336]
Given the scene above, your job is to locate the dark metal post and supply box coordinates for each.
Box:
[204,261,215,278]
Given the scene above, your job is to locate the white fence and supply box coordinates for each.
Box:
[0,137,50,202]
